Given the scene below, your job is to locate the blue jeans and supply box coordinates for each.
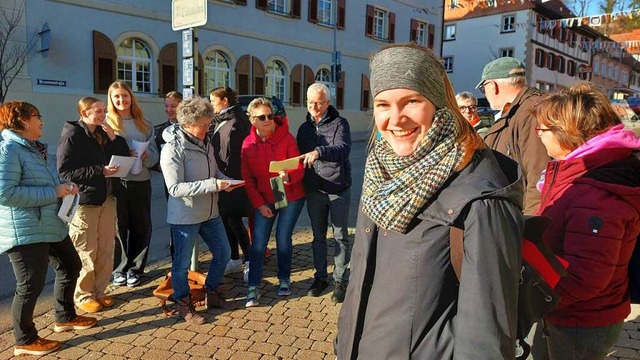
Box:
[170,216,231,301]
[306,188,351,284]
[248,199,305,287]
[531,321,623,360]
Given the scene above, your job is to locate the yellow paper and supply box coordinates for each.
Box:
[269,157,300,173]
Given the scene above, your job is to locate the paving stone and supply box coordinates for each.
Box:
[186,344,220,357]
[311,339,335,354]
[226,327,255,340]
[171,341,194,354]
[228,350,262,360]
[166,329,196,342]
[292,337,314,350]
[213,348,237,359]
[102,342,133,356]
[249,331,271,343]
[56,345,89,359]
[231,339,254,351]
[243,320,271,332]
[139,349,176,359]
[615,338,640,349]
[248,341,279,355]
[148,338,177,351]
[294,349,327,359]
[609,347,640,358]
[207,336,236,349]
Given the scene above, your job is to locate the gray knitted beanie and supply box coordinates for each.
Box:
[370,46,446,110]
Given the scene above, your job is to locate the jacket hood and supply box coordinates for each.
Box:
[578,154,640,213]
[418,149,524,225]
[305,105,340,126]
[162,123,207,152]
[566,124,640,161]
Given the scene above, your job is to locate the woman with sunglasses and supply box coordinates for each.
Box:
[530,83,640,360]
[241,98,305,307]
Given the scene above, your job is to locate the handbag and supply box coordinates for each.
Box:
[152,271,207,316]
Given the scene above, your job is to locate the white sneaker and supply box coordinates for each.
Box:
[243,262,249,283]
[224,259,243,275]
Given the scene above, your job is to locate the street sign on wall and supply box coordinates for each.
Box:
[172,0,207,31]
[182,29,193,58]
[183,58,194,86]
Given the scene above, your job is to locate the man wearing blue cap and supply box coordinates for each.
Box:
[477,57,549,214]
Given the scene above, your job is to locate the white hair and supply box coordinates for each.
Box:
[307,83,330,102]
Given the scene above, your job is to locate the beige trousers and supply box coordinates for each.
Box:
[69,197,116,304]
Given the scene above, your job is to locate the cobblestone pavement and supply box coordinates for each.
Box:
[0,228,639,359]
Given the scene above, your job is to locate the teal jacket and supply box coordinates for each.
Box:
[0,129,68,254]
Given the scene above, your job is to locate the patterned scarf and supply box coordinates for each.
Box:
[361,109,464,233]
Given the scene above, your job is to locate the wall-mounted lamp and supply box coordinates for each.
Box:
[38,23,51,58]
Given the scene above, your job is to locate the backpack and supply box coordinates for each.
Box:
[152,271,207,316]
[449,215,569,360]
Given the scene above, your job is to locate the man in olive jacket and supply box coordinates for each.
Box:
[477,57,550,214]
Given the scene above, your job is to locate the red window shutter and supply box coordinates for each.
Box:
[308,0,318,23]
[361,74,370,111]
[292,0,301,18]
[158,43,177,96]
[236,55,251,95]
[428,24,435,49]
[410,19,418,42]
[253,57,265,95]
[303,65,315,104]
[388,12,396,43]
[256,0,267,10]
[291,64,302,106]
[337,0,346,29]
[93,30,115,94]
[365,5,374,38]
[197,53,205,96]
[337,71,345,110]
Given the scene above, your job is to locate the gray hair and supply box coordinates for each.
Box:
[307,83,330,102]
[176,96,214,126]
[496,76,526,88]
[247,97,273,117]
[456,91,477,104]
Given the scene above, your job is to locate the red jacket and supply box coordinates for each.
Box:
[241,119,305,209]
[538,147,640,327]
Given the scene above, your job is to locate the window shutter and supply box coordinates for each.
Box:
[292,0,301,18]
[388,12,396,43]
[410,19,418,42]
[197,53,205,96]
[337,0,345,29]
[233,0,247,4]
[236,55,250,95]
[428,24,435,49]
[158,43,177,97]
[365,5,374,37]
[361,74,370,111]
[303,65,314,104]
[256,0,267,10]
[308,0,318,23]
[291,64,302,106]
[337,71,345,110]
[93,30,115,94]
[253,56,265,95]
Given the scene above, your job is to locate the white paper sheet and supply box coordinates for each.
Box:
[106,155,136,178]
[130,139,150,175]
[58,193,80,223]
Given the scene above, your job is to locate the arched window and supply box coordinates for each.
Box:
[204,50,231,94]
[117,38,152,93]
[315,68,331,85]
[266,60,286,101]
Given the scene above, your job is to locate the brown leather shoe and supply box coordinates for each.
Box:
[176,297,206,325]
[206,290,232,310]
[54,315,98,333]
[14,337,61,356]
[98,295,115,308]
[77,299,103,313]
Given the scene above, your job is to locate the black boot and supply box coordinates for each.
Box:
[206,289,232,310]
[176,297,206,325]
[307,278,329,297]
[332,282,347,303]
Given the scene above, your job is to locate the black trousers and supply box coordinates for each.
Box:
[222,214,250,262]
[113,179,152,276]
[7,236,81,345]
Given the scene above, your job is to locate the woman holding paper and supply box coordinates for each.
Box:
[57,96,129,313]
[241,97,305,307]
[106,81,159,288]
[0,101,97,356]
[160,96,239,325]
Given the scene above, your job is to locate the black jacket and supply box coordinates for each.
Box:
[336,149,524,360]
[296,105,352,194]
[57,121,129,205]
[152,119,176,171]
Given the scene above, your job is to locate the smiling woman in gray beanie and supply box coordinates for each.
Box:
[336,43,524,359]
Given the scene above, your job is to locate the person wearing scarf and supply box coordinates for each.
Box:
[335,43,524,359]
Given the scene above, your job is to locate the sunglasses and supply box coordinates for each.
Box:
[252,114,274,122]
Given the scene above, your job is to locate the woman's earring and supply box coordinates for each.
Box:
[24,124,29,129]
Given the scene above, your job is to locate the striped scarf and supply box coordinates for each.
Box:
[362,109,464,233]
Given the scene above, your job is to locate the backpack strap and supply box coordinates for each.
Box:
[450,227,464,281]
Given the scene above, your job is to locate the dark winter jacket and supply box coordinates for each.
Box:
[336,149,524,360]
[211,105,251,217]
[152,119,176,171]
[241,118,305,209]
[57,121,129,206]
[484,86,549,215]
[538,127,640,328]
[296,105,352,194]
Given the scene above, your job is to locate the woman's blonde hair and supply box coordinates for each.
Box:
[106,81,149,135]
[531,82,621,152]
[368,43,485,170]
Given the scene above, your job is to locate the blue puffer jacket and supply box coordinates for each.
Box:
[0,129,68,254]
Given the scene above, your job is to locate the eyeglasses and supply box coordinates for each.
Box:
[252,114,274,122]
[307,100,327,107]
[535,126,553,136]
[458,105,477,112]
[478,81,495,95]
